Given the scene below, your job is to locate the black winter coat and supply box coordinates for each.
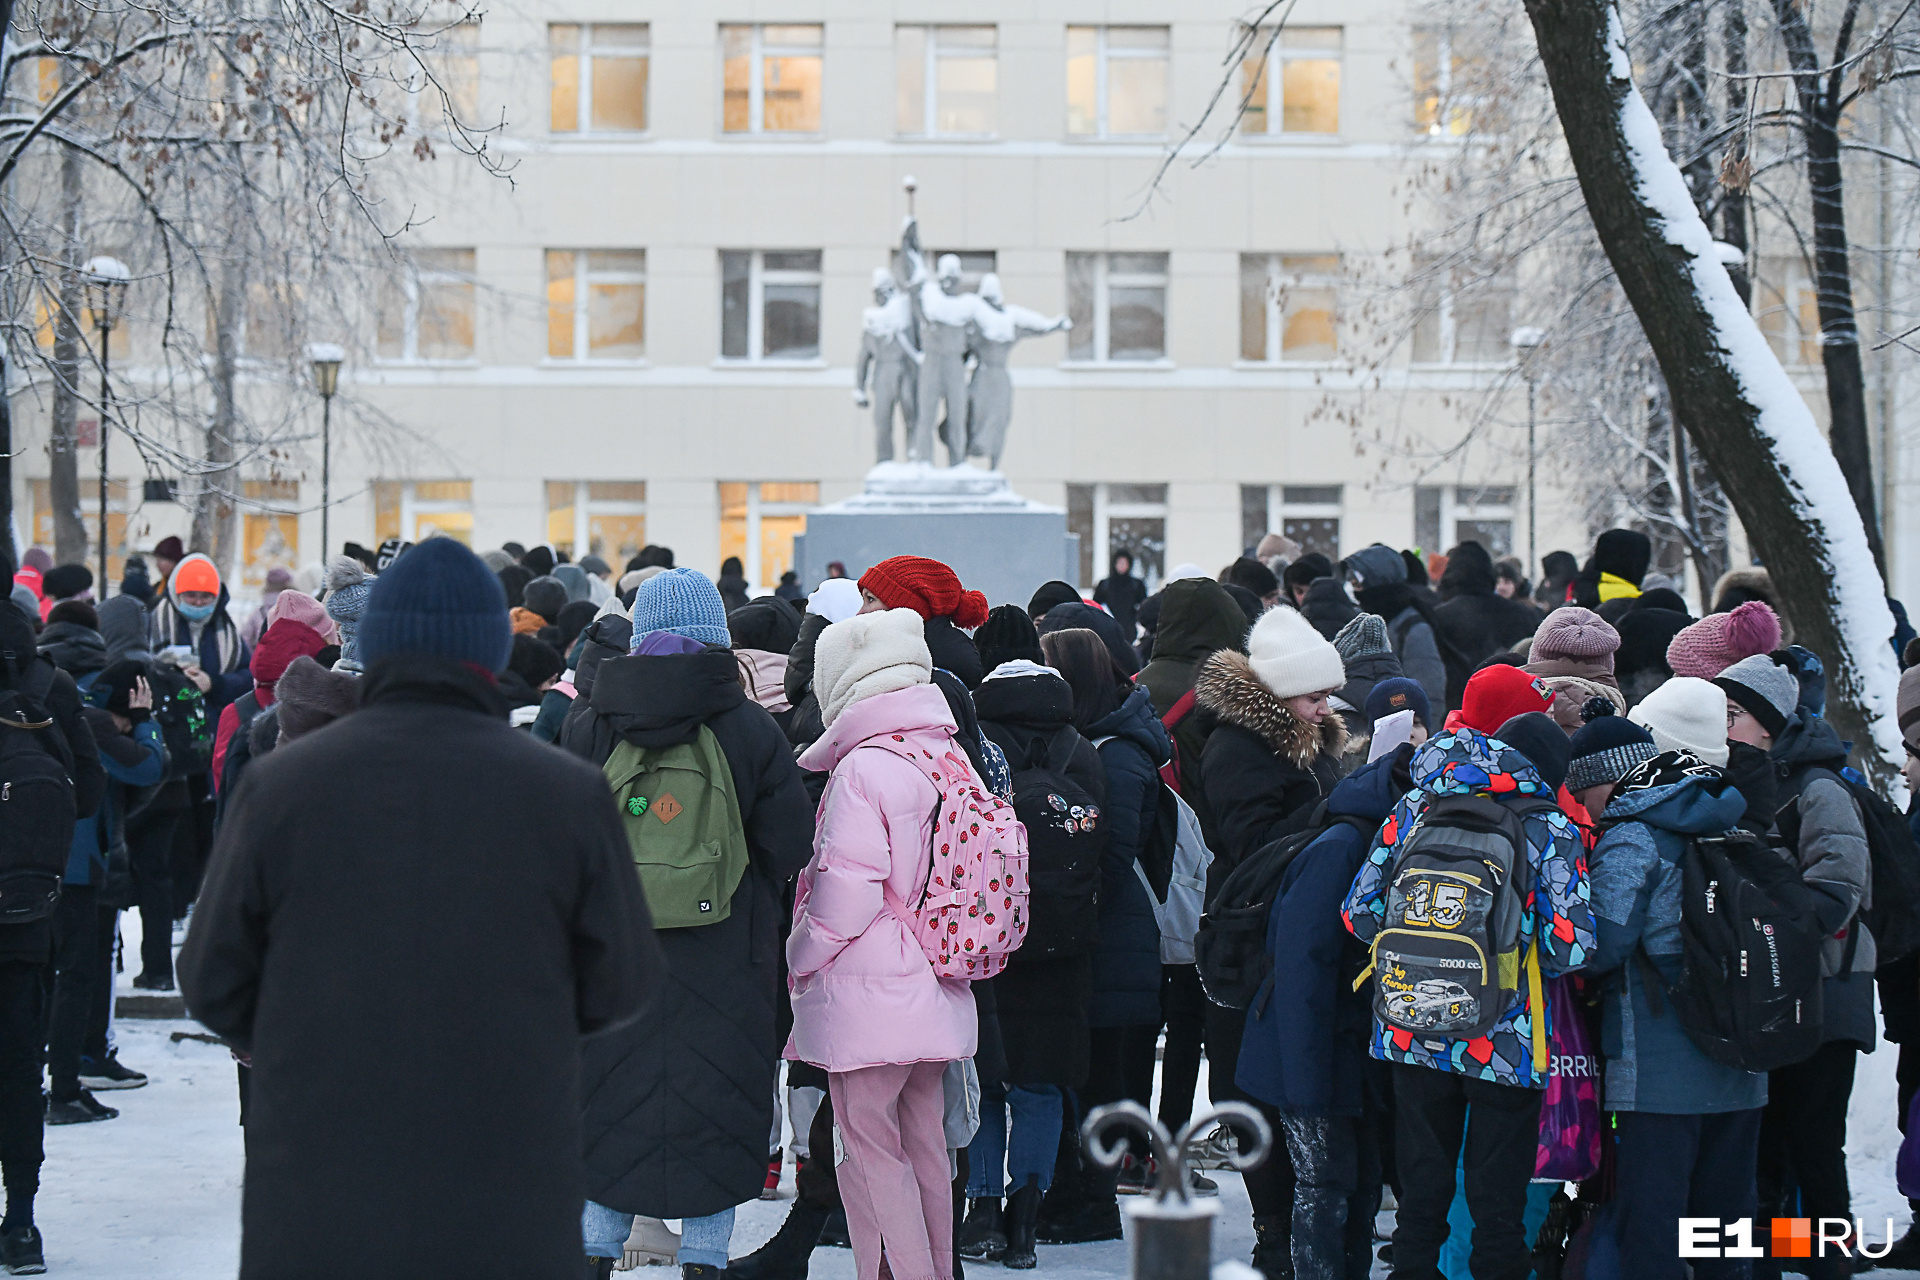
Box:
[178,654,658,1280]
[1194,650,1345,897]
[1136,579,1248,856]
[559,615,633,749]
[784,611,829,749]
[1298,578,1360,640]
[565,645,813,1218]
[1094,572,1148,642]
[1434,548,1541,707]
[975,669,1105,1087]
[1086,686,1169,1028]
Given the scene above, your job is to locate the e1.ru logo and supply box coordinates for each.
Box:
[1679,1218,1894,1260]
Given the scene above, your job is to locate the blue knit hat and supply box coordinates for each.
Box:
[1566,708,1657,793]
[357,537,512,673]
[1364,677,1432,732]
[629,567,731,651]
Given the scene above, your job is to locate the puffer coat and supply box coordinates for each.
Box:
[1085,685,1171,1028]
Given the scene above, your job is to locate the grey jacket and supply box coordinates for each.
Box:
[1387,605,1447,714]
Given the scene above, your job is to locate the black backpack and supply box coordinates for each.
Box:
[146,664,212,781]
[1645,828,1825,1073]
[1777,767,1920,967]
[1006,726,1104,959]
[1195,800,1373,1010]
[0,652,77,924]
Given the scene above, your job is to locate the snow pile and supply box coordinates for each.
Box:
[1603,9,1906,780]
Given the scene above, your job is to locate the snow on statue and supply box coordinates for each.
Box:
[965,273,1070,472]
[854,267,920,463]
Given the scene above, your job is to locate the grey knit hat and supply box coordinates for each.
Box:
[1333,611,1391,664]
[323,556,374,672]
[1712,653,1799,737]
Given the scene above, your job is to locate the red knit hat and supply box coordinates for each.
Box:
[1459,664,1555,733]
[858,556,989,630]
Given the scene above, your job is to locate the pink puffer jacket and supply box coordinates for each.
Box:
[786,682,978,1072]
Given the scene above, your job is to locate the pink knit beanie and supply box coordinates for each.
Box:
[269,588,340,645]
[1530,607,1620,673]
[1665,600,1781,679]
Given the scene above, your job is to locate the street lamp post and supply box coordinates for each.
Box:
[307,344,345,563]
[1509,326,1548,579]
[83,257,131,594]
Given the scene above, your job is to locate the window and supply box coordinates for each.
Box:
[1412,29,1486,136]
[1239,26,1341,135]
[1066,252,1168,362]
[1067,483,1167,589]
[547,250,645,360]
[241,480,301,589]
[30,478,129,580]
[722,25,823,134]
[719,482,819,589]
[376,249,475,362]
[896,26,996,137]
[550,24,648,133]
[1240,485,1343,559]
[1067,27,1168,138]
[720,251,822,361]
[546,481,647,562]
[374,480,474,545]
[410,21,480,128]
[1414,485,1515,558]
[1755,259,1822,366]
[1240,254,1340,362]
[1411,265,1515,364]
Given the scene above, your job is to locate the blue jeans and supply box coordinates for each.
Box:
[965,1084,1063,1197]
[582,1203,735,1268]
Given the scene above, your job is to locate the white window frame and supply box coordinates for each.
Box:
[897,25,997,139]
[379,250,475,365]
[553,481,647,557]
[1241,253,1341,364]
[1412,28,1485,137]
[1067,26,1169,140]
[550,23,649,135]
[397,482,472,543]
[1412,268,1515,367]
[1421,485,1516,553]
[1067,252,1169,365]
[720,251,824,364]
[739,483,815,588]
[722,24,824,136]
[1250,484,1345,557]
[1242,25,1343,137]
[1073,483,1169,590]
[549,250,646,363]
[405,20,481,132]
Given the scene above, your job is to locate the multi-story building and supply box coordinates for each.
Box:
[29,0,1878,601]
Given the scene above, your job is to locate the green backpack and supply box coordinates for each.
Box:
[602,727,750,930]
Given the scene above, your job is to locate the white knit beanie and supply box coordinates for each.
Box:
[1246,605,1346,700]
[1628,676,1730,767]
[814,607,932,727]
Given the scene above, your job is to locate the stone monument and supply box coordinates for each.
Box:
[793,178,1078,605]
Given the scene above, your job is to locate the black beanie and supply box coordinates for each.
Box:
[496,564,534,609]
[43,563,93,600]
[508,633,565,690]
[92,659,149,721]
[976,605,1042,673]
[1495,711,1573,792]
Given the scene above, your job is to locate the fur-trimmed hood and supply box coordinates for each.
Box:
[1194,648,1347,769]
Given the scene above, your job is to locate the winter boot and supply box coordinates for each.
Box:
[1880,1223,1920,1270]
[958,1198,1007,1261]
[1001,1179,1042,1270]
[1037,1164,1120,1245]
[727,1201,831,1280]
[1,1225,44,1276]
[620,1218,681,1270]
[585,1258,614,1280]
[817,1206,851,1249]
[1251,1213,1295,1280]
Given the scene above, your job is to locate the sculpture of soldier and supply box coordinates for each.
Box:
[853,267,921,462]
[899,218,978,465]
[964,273,1071,472]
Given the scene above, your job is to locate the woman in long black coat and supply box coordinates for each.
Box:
[562,621,812,1259]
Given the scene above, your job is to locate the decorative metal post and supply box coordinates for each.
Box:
[83,257,130,591]
[307,344,345,562]
[1081,1101,1273,1280]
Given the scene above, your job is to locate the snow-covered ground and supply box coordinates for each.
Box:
[32,919,1920,1278]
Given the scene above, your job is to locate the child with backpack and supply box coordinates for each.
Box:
[789,607,992,1280]
[1713,655,1875,1280]
[1580,701,1774,1279]
[1341,720,1594,1280]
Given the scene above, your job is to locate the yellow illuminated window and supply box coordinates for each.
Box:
[719,482,819,589]
[547,481,647,560]
[377,249,474,362]
[547,250,645,360]
[1240,27,1340,135]
[722,25,822,134]
[374,481,473,546]
[1066,26,1167,138]
[551,24,648,133]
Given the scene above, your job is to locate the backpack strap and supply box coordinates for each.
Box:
[1042,725,1082,774]
[1161,689,1196,732]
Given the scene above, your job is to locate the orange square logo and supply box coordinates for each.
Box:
[652,793,683,825]
[1771,1219,1812,1258]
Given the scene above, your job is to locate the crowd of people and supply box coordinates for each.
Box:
[0,522,1912,1280]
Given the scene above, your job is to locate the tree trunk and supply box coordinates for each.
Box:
[1721,0,1751,305]
[190,266,239,569]
[47,104,87,566]
[1521,0,1904,791]
[1772,0,1882,578]
[0,0,18,574]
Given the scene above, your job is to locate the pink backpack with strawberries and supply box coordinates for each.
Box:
[866,738,1031,980]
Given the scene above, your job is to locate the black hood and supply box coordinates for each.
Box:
[1439,541,1497,598]
[925,615,984,689]
[1086,683,1171,766]
[589,647,745,748]
[1771,707,1849,775]
[1036,601,1140,678]
[974,669,1074,732]
[570,615,633,704]
[1149,579,1247,665]
[1298,577,1360,639]
[728,596,801,655]
[37,621,107,676]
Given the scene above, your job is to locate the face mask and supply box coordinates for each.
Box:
[176,598,216,621]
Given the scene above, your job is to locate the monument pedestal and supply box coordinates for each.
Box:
[793,463,1078,607]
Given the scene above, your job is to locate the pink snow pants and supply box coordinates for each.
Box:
[829,1061,953,1280]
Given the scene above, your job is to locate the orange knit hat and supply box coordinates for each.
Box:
[171,556,221,596]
